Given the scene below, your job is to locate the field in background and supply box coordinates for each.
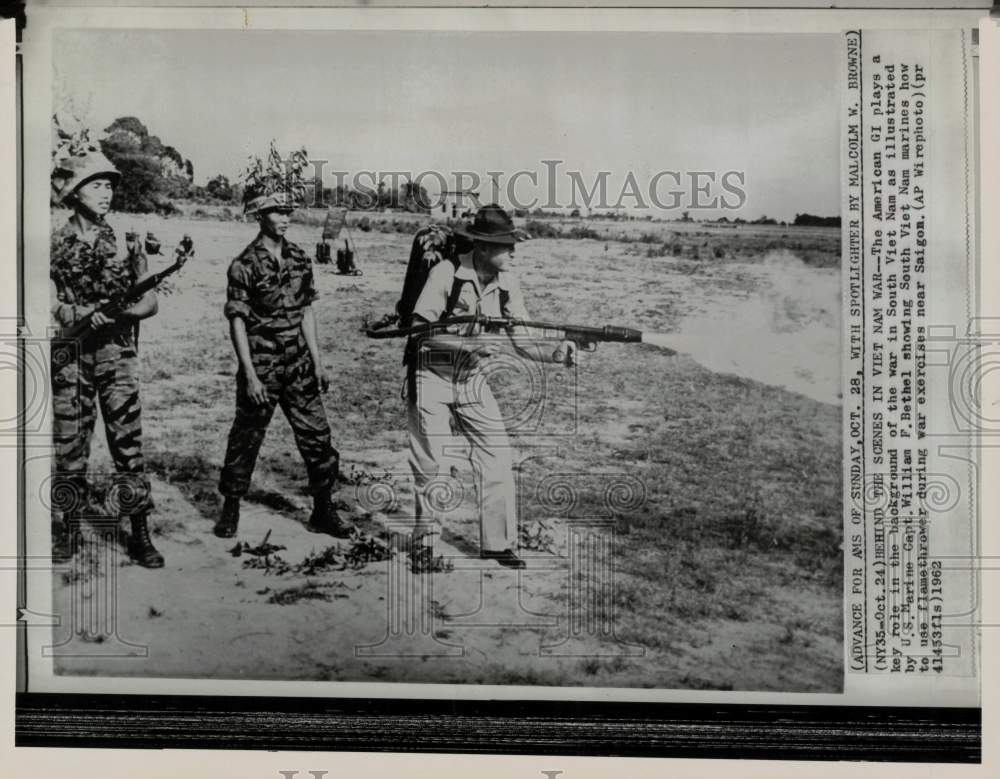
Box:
[51,210,844,692]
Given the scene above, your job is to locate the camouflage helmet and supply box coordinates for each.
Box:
[244,190,296,216]
[51,150,121,205]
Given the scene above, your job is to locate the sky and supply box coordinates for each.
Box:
[54,29,840,221]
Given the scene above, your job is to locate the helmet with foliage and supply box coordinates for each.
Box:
[242,142,309,216]
[51,121,121,206]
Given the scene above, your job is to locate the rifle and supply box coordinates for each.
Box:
[60,235,194,341]
[366,315,661,353]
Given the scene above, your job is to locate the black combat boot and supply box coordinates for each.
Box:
[127,513,164,568]
[214,497,240,538]
[410,544,435,575]
[52,519,74,563]
[308,489,352,538]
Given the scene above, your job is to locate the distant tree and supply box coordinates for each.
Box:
[400,180,430,213]
[184,159,194,181]
[100,116,190,213]
[570,208,581,218]
[99,145,166,213]
[206,174,235,202]
[160,145,184,175]
[323,185,350,208]
[793,212,841,228]
[103,116,148,148]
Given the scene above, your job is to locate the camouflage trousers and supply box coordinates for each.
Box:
[51,335,153,519]
[219,328,339,498]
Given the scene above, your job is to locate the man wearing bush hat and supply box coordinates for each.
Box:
[406,204,577,572]
[216,146,349,540]
[50,141,164,567]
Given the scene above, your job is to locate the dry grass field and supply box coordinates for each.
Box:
[51,208,843,692]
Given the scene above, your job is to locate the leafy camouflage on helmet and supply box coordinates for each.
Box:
[51,117,121,205]
[241,141,310,215]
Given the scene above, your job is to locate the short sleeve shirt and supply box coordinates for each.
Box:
[410,254,533,382]
[412,253,529,325]
[225,235,317,332]
[50,220,139,308]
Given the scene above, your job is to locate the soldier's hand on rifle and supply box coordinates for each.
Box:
[246,372,269,406]
[552,339,579,367]
[62,303,93,327]
[89,301,116,329]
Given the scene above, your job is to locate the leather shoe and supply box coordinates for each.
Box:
[481,549,526,569]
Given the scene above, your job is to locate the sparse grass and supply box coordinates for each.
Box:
[524,219,561,239]
[266,580,350,605]
[519,519,557,553]
[296,544,343,575]
[343,529,394,568]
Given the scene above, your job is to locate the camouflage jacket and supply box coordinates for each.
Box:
[50,219,139,309]
[225,234,317,333]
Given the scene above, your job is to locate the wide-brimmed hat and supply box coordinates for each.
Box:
[51,150,121,205]
[455,204,521,246]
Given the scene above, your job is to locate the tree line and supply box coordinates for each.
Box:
[93,116,430,215]
[86,116,840,226]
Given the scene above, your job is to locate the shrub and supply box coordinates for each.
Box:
[565,224,601,240]
[524,219,561,239]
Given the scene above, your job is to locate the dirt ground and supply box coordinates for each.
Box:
[51,212,843,692]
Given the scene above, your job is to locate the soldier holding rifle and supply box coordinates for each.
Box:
[49,143,164,567]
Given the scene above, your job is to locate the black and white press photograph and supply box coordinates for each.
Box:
[32,25,846,694]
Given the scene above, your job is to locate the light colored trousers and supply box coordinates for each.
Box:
[408,368,517,552]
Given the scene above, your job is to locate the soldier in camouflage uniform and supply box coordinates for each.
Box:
[215,186,349,539]
[49,148,164,567]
